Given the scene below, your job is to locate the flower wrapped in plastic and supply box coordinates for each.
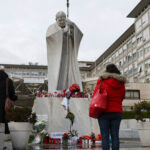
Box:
[28,120,48,144]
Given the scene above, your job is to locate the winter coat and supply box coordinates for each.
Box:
[93,72,126,113]
[0,70,17,123]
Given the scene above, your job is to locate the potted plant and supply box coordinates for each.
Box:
[6,107,36,150]
[134,101,150,146]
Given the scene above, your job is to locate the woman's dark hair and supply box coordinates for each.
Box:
[106,64,121,74]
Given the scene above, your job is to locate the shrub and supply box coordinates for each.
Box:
[134,101,150,122]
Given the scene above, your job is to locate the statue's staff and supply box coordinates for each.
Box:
[67,0,69,18]
[66,0,70,113]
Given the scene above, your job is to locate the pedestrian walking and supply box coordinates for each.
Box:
[0,66,17,148]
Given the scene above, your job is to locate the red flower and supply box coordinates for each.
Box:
[62,133,69,141]
[69,83,80,92]
[61,90,66,97]
[63,133,68,137]
[45,94,48,97]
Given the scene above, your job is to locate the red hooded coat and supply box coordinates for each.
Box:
[93,73,126,113]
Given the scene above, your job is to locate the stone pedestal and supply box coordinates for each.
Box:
[34,97,99,136]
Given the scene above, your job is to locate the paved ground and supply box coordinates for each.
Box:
[4,138,150,150]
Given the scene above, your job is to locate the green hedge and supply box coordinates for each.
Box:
[122,111,150,120]
[122,111,135,119]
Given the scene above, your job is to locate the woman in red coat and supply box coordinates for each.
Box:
[93,64,126,150]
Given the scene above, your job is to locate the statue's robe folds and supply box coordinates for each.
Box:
[46,21,83,92]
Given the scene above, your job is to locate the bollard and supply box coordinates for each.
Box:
[0,123,5,149]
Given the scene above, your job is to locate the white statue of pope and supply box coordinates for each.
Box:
[46,11,83,92]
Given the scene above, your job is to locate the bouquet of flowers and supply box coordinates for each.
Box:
[61,84,80,111]
[68,130,78,137]
[69,84,80,93]
[62,133,69,140]
[62,133,69,145]
[28,120,48,144]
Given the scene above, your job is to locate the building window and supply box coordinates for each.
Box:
[129,70,133,75]
[39,72,46,76]
[133,62,137,73]
[138,63,144,73]
[128,53,132,63]
[135,19,142,32]
[23,72,30,76]
[132,36,136,47]
[137,33,143,46]
[109,57,112,62]
[129,64,132,75]
[133,68,138,73]
[125,90,140,99]
[112,54,115,61]
[132,49,136,60]
[145,59,150,69]
[123,44,127,52]
[119,48,123,55]
[142,12,148,27]
[123,56,128,66]
[127,40,132,49]
[143,27,150,42]
[144,42,150,54]
[138,48,144,58]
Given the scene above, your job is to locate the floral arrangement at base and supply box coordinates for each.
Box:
[36,83,92,98]
[62,133,69,145]
[28,120,48,144]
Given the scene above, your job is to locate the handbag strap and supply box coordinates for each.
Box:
[6,78,9,97]
[94,79,104,95]
[98,79,105,90]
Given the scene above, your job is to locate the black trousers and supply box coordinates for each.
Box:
[5,122,10,134]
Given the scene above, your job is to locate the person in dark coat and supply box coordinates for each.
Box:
[93,64,126,150]
[0,69,17,134]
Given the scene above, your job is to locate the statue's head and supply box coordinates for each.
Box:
[56,11,66,28]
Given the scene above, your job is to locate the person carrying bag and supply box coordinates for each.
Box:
[0,68,17,145]
[91,64,126,150]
